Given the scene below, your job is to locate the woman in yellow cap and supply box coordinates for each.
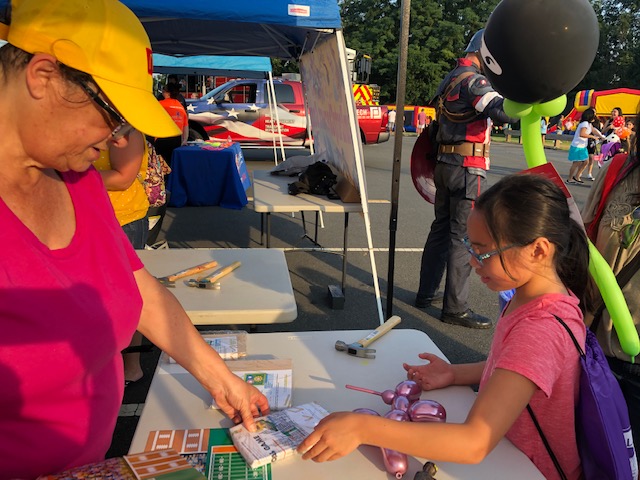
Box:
[0,0,269,477]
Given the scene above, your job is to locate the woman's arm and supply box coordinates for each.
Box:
[99,131,145,191]
[133,267,270,431]
[299,368,537,464]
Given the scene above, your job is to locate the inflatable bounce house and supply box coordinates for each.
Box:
[551,88,640,132]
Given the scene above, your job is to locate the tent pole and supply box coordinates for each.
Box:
[386,0,411,318]
[266,72,279,164]
[268,71,287,163]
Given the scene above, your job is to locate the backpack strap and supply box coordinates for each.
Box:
[437,71,479,123]
[526,405,568,480]
[526,314,582,480]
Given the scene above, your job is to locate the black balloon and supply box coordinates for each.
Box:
[481,0,599,104]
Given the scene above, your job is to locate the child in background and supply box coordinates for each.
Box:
[299,174,591,480]
[566,108,605,184]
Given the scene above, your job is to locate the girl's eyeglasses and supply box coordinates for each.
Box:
[78,81,135,140]
[461,236,519,266]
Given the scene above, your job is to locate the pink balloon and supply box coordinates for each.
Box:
[395,380,422,402]
[352,408,380,416]
[382,447,408,479]
[384,408,410,422]
[392,395,411,412]
[408,399,447,423]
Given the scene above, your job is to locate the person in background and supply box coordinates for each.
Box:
[0,0,269,477]
[582,113,640,446]
[156,82,189,167]
[417,108,427,135]
[563,116,575,134]
[602,107,625,137]
[167,73,188,111]
[619,120,635,154]
[415,28,517,329]
[94,131,149,386]
[388,108,397,134]
[566,108,604,184]
[582,115,603,181]
[300,174,590,480]
[541,116,548,144]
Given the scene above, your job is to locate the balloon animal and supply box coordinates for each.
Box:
[480,0,639,358]
[350,381,446,479]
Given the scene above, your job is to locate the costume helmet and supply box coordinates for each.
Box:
[464,29,484,53]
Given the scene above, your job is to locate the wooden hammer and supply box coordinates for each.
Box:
[335,316,401,358]
[155,260,219,287]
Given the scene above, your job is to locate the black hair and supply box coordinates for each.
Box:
[163,82,181,99]
[475,174,592,310]
[613,107,623,117]
[0,43,32,80]
[581,107,596,123]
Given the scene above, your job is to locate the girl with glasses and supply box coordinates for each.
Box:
[299,174,591,480]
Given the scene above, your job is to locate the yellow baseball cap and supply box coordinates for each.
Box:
[0,0,180,138]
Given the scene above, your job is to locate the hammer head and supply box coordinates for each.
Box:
[185,279,221,289]
[156,277,176,288]
[335,340,376,359]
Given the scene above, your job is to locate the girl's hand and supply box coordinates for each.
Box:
[403,353,455,391]
[298,412,364,462]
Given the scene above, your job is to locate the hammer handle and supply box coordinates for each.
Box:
[196,261,242,283]
[165,260,219,282]
[357,315,401,348]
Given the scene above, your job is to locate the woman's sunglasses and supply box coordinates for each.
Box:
[77,81,135,140]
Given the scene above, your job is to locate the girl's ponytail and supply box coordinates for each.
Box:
[555,219,593,311]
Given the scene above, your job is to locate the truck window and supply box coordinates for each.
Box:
[274,84,296,104]
[228,84,257,103]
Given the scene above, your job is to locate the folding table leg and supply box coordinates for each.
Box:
[300,211,321,247]
[328,212,349,309]
[260,213,264,246]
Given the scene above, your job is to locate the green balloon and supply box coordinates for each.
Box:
[503,99,532,118]
[511,94,639,359]
[589,243,640,358]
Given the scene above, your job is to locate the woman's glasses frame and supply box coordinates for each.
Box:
[77,80,134,140]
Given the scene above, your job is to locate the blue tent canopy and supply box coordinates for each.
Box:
[0,1,341,59]
[153,54,272,78]
[123,0,342,59]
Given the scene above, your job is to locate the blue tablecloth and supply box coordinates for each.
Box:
[167,143,251,209]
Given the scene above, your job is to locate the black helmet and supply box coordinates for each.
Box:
[464,28,484,53]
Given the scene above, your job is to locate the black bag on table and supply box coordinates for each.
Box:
[288,161,338,198]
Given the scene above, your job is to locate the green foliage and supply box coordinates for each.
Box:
[340,0,500,105]
[580,0,640,90]
[339,0,640,106]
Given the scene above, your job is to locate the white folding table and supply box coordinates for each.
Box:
[130,329,544,479]
[137,248,297,325]
[252,170,362,304]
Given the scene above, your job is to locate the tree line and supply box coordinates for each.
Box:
[336,0,640,107]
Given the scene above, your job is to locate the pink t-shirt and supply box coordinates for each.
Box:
[0,168,143,479]
[480,293,585,480]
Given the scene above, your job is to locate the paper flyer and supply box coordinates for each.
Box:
[228,402,329,469]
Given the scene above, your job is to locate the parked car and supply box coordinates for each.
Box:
[186,78,389,146]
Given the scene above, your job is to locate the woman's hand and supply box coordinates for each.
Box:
[208,373,270,432]
[298,412,365,462]
[403,353,455,391]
